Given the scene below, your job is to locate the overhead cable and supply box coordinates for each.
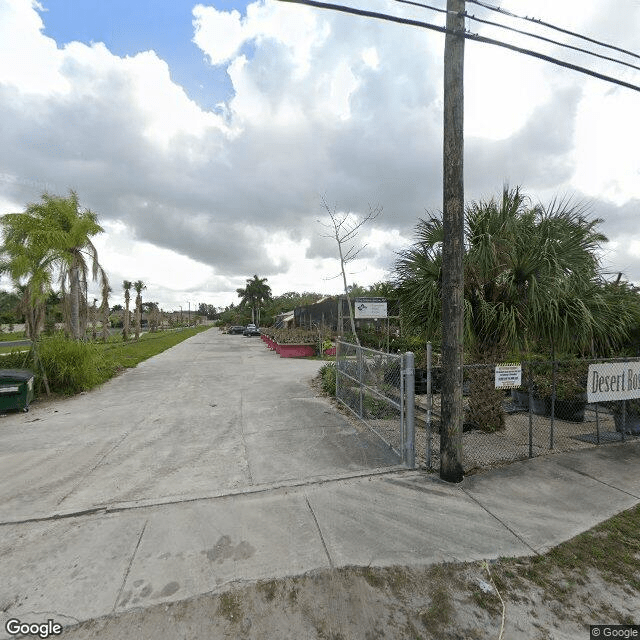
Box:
[395,0,640,72]
[275,0,640,93]
[466,0,640,61]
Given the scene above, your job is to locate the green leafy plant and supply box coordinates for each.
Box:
[318,362,336,395]
[37,335,114,395]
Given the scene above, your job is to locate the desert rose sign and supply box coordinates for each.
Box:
[587,362,640,403]
[354,298,387,319]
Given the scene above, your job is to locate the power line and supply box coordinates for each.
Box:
[466,0,640,61]
[395,0,640,72]
[275,0,640,92]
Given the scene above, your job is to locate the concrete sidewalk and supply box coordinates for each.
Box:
[1,328,639,637]
[2,442,640,638]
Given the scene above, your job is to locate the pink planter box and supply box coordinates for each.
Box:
[277,344,315,358]
[323,347,336,356]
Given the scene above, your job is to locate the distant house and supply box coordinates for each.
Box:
[274,310,295,329]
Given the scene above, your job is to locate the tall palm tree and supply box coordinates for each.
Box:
[1,191,106,340]
[133,280,145,341]
[237,275,272,325]
[91,298,98,340]
[100,273,111,342]
[395,186,640,430]
[122,280,132,340]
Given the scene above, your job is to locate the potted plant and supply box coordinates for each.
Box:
[610,398,640,435]
[531,358,588,421]
[551,359,588,422]
[273,328,317,358]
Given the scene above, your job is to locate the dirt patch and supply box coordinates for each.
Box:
[59,558,639,640]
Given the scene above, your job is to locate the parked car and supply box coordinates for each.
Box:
[243,324,260,336]
[228,326,245,335]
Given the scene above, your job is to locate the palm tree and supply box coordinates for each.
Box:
[133,280,145,341]
[100,273,111,342]
[395,186,640,430]
[0,191,106,340]
[91,298,98,340]
[0,247,52,394]
[122,280,132,340]
[237,275,272,326]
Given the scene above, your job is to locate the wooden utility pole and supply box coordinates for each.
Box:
[440,0,465,483]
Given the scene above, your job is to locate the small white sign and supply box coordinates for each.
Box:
[354,298,388,319]
[587,362,640,403]
[495,364,522,389]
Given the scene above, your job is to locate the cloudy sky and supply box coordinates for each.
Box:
[0,0,638,311]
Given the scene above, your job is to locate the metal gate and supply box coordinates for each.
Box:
[335,340,416,467]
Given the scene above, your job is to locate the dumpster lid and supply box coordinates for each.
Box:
[0,369,34,381]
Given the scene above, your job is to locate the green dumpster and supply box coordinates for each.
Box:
[0,369,35,413]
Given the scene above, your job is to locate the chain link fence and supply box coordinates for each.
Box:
[415,353,640,473]
[336,340,415,467]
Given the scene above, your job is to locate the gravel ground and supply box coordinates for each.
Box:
[327,381,636,473]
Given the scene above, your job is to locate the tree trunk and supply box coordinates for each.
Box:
[124,292,130,340]
[338,243,359,345]
[69,263,81,340]
[102,304,109,342]
[135,295,141,341]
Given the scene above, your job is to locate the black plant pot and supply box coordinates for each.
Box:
[613,411,640,435]
[531,395,550,416]
[552,398,586,422]
[511,389,529,409]
[550,393,587,422]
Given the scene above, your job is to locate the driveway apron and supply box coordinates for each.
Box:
[0,328,400,523]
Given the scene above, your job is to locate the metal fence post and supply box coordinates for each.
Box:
[426,341,433,470]
[335,338,341,400]
[357,344,364,418]
[405,351,416,468]
[550,360,556,450]
[621,399,626,442]
[528,362,533,458]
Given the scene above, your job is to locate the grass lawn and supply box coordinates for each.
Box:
[0,326,212,396]
[0,331,27,341]
[96,325,210,370]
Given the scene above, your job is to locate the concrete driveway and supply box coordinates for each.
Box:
[0,328,401,524]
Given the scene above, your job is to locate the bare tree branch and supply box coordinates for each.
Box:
[319,196,382,344]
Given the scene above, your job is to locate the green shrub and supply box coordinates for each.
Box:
[37,335,115,395]
[319,362,336,396]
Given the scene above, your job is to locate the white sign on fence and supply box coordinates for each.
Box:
[587,362,640,403]
[494,363,522,389]
[354,297,388,319]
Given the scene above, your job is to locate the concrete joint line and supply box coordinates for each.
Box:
[563,465,640,501]
[0,506,107,528]
[461,488,539,556]
[305,494,334,569]
[239,394,254,486]
[113,519,148,613]
[13,610,79,624]
[0,468,410,528]
[55,431,131,507]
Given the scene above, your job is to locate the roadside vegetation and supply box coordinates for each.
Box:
[0,326,209,396]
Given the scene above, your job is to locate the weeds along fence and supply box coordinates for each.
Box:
[417,353,640,473]
[336,340,415,467]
